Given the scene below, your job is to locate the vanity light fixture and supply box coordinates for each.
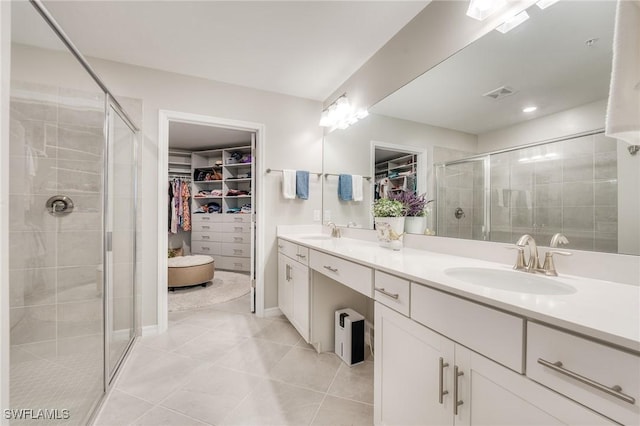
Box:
[319,94,369,131]
[466,0,506,21]
[522,106,537,113]
[496,10,530,34]
[536,0,559,10]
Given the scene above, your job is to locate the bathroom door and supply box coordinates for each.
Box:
[104,98,138,382]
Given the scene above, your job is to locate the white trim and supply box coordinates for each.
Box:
[141,325,159,337]
[0,1,10,419]
[263,307,284,318]
[158,110,267,334]
[369,140,428,228]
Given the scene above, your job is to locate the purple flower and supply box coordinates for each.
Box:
[388,192,433,217]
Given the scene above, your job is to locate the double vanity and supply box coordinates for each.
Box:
[277,230,639,425]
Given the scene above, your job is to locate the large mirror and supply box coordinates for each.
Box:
[322,0,639,255]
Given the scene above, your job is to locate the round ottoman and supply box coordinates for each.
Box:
[168,255,215,290]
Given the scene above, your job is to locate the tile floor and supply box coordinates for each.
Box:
[94,294,374,426]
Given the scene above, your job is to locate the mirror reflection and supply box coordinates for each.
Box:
[322,0,639,255]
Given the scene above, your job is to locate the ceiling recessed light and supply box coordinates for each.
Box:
[523,106,537,113]
[496,11,530,34]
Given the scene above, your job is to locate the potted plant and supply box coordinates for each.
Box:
[372,197,405,249]
[390,192,432,234]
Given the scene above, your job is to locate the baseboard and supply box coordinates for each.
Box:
[263,307,283,318]
[141,325,159,336]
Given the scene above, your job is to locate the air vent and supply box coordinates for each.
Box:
[483,86,517,100]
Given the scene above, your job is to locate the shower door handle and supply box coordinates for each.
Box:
[46,195,74,215]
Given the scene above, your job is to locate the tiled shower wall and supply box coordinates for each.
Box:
[9,81,106,421]
[489,133,618,252]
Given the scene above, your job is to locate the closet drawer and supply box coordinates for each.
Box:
[374,270,410,316]
[222,243,251,258]
[218,256,251,272]
[527,323,639,425]
[191,231,222,242]
[309,250,373,297]
[411,283,524,373]
[191,213,223,223]
[223,223,251,233]
[222,233,251,244]
[192,222,223,233]
[191,241,221,256]
[224,214,252,223]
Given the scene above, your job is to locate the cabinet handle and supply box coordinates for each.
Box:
[202,247,210,251]
[438,357,449,404]
[286,264,291,281]
[537,358,636,405]
[375,287,399,300]
[453,365,464,415]
[234,237,243,242]
[203,236,210,239]
[234,227,243,232]
[234,262,243,267]
[202,216,210,220]
[234,217,243,222]
[234,249,243,255]
[202,225,210,229]
[278,245,284,249]
[296,253,307,259]
[323,265,338,273]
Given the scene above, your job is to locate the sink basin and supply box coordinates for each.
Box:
[299,235,332,241]
[444,267,576,295]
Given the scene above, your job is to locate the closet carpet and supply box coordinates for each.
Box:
[168,270,251,312]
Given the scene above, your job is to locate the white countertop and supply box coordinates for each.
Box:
[279,234,640,353]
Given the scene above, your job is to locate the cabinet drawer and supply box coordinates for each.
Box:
[527,323,639,425]
[411,283,524,373]
[192,222,223,233]
[278,239,298,259]
[191,241,221,255]
[309,250,373,297]
[218,256,251,272]
[374,271,410,316]
[191,231,222,242]
[222,233,251,244]
[222,243,251,258]
[294,246,309,266]
[223,214,251,223]
[191,213,223,223]
[223,223,251,233]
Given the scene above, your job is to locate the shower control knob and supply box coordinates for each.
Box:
[46,195,74,215]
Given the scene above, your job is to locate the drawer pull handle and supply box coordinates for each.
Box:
[234,249,243,254]
[203,236,210,239]
[234,237,243,242]
[323,265,338,273]
[453,365,464,415]
[438,357,449,404]
[537,358,636,405]
[278,245,284,249]
[202,247,210,251]
[296,254,307,259]
[234,263,243,267]
[375,287,399,300]
[234,227,243,231]
[202,225,210,229]
[202,217,210,220]
[234,217,243,222]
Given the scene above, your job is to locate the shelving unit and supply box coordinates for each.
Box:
[190,145,253,272]
[375,153,417,193]
[168,150,192,178]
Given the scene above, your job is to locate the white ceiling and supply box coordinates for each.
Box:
[169,122,251,150]
[18,0,429,101]
[371,1,615,135]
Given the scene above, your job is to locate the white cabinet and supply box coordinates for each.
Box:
[278,239,309,342]
[375,303,615,426]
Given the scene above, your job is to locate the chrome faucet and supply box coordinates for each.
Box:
[515,234,542,273]
[542,233,572,276]
[327,221,341,238]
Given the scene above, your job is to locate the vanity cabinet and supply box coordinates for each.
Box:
[375,303,615,426]
[277,239,309,342]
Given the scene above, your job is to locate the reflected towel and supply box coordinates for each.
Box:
[605,0,640,145]
[296,170,309,200]
[352,175,363,202]
[338,174,353,201]
[282,169,296,199]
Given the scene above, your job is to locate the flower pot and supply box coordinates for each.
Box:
[404,216,427,235]
[374,217,405,250]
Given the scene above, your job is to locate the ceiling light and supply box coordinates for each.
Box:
[319,94,369,131]
[522,106,537,113]
[466,0,506,21]
[496,10,530,34]
[536,0,559,10]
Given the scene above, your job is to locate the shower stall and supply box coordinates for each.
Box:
[8,1,139,424]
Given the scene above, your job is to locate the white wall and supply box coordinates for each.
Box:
[0,1,10,419]
[11,44,324,326]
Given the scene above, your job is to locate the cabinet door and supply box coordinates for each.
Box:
[290,260,309,342]
[375,303,455,426]
[460,346,615,426]
[277,254,293,320]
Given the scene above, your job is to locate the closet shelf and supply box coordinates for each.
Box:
[226,178,252,182]
[224,163,252,168]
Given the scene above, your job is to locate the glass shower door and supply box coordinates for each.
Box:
[105,99,137,381]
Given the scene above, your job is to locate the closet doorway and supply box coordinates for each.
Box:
[158,111,265,334]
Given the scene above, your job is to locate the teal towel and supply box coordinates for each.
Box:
[338,174,353,201]
[296,170,309,200]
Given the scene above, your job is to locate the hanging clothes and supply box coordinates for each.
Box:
[181,181,191,231]
[168,178,191,234]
